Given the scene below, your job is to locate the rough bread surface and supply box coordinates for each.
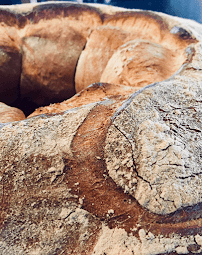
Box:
[110,75,202,215]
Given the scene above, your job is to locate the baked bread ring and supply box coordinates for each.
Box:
[0,2,202,255]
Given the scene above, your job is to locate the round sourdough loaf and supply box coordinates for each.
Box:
[0,2,202,255]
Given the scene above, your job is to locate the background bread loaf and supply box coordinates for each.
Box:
[0,1,197,117]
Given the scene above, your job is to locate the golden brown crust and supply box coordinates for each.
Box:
[100,39,187,87]
[75,26,138,92]
[28,83,139,118]
[0,102,25,123]
[75,10,197,93]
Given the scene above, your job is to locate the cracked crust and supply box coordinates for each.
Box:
[110,74,202,215]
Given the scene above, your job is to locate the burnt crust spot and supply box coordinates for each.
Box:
[171,26,193,39]
[0,3,102,28]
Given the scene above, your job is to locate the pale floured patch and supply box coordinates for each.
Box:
[105,125,138,195]
[0,103,96,194]
[93,224,199,255]
[106,70,202,215]
[0,103,95,158]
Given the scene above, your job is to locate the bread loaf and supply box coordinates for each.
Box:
[0,2,202,255]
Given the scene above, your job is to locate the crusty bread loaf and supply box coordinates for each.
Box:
[0,2,202,255]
